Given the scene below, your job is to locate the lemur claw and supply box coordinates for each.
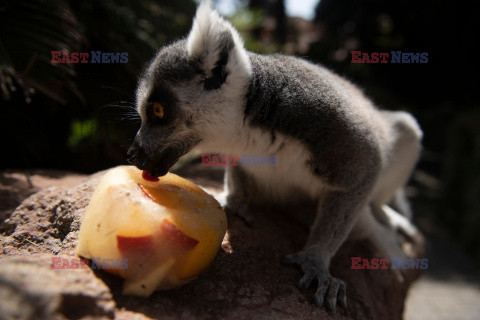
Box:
[282,252,347,310]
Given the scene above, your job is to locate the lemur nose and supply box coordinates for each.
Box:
[126,150,137,166]
[127,141,142,166]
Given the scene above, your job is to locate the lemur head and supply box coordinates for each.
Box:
[127,1,251,177]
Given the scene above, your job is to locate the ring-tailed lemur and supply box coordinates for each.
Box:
[127,0,422,310]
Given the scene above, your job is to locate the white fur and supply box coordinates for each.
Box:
[199,123,338,200]
[187,0,251,80]
[381,204,418,237]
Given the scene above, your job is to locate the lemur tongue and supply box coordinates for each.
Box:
[142,170,159,182]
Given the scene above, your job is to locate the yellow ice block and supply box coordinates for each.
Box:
[77,166,227,296]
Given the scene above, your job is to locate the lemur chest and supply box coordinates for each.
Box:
[235,128,329,199]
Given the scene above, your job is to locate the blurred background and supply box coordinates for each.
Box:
[1,0,479,317]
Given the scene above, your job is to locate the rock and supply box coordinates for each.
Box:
[0,254,115,320]
[0,171,104,257]
[0,169,89,239]
[0,167,425,320]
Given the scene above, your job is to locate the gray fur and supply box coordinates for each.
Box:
[127,1,422,310]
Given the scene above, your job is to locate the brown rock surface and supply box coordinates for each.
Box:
[0,167,424,320]
[0,254,115,320]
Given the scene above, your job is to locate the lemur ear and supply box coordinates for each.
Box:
[186,0,250,90]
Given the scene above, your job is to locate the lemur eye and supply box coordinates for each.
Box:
[153,102,164,119]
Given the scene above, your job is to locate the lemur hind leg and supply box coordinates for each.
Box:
[370,111,422,237]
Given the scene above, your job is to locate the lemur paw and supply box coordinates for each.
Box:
[282,252,347,310]
[222,193,254,226]
[224,204,254,226]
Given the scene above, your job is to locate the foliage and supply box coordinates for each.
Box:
[0,0,81,104]
[0,0,196,171]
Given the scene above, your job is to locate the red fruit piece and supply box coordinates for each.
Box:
[117,234,157,275]
[117,234,155,253]
[142,170,159,182]
[160,219,199,251]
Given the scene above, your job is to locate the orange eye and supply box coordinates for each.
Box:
[153,102,164,119]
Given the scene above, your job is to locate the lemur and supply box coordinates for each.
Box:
[127,1,422,310]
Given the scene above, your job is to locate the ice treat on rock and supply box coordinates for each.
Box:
[77,166,227,297]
